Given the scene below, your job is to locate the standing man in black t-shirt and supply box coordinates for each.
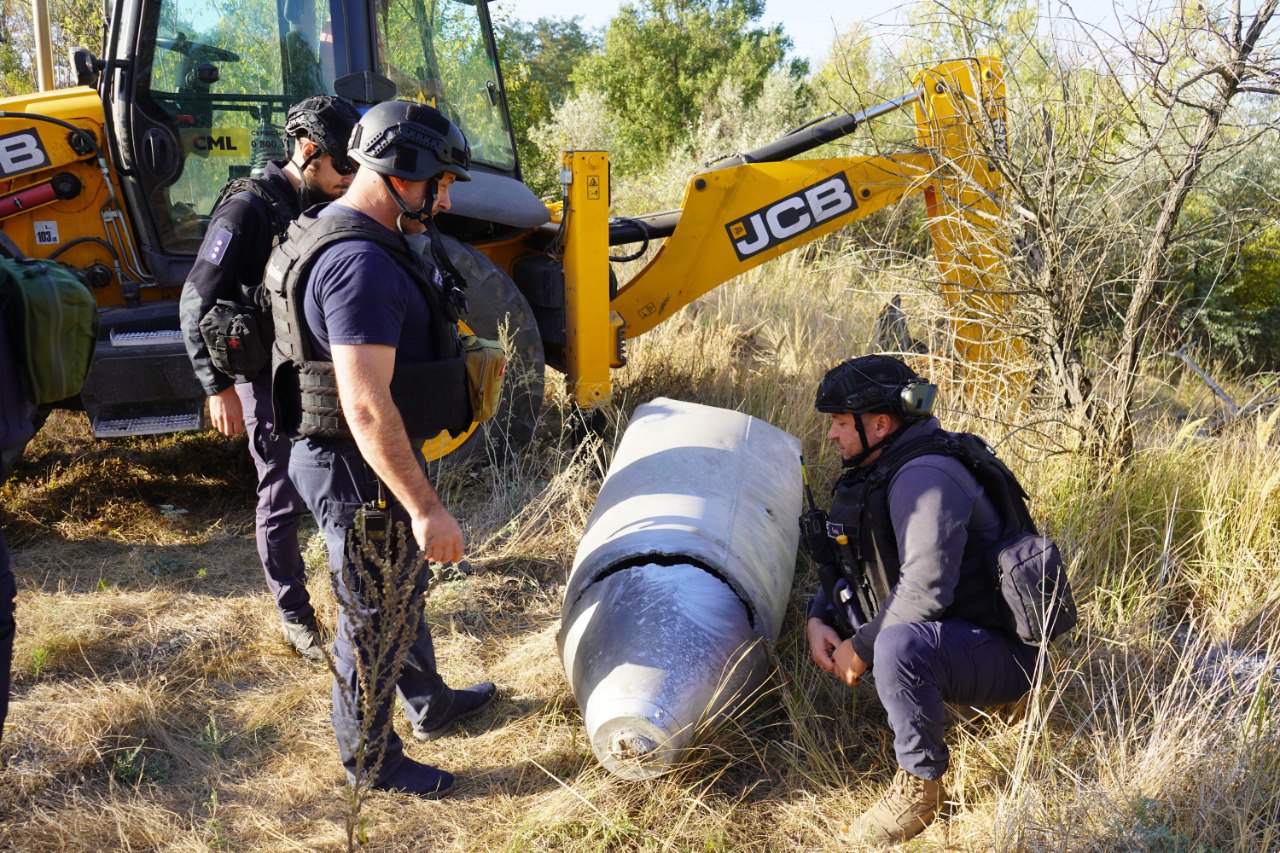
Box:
[266,101,496,799]
[179,96,360,662]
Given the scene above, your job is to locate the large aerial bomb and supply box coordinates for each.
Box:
[558,398,802,779]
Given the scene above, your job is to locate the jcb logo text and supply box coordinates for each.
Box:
[725,173,856,261]
[0,130,50,178]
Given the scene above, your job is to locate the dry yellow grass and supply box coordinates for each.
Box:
[2,249,1279,849]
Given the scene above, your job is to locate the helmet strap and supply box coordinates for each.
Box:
[841,414,908,469]
[420,181,472,317]
[380,172,433,234]
[297,148,322,209]
[379,173,471,317]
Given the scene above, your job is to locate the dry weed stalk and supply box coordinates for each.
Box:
[326,513,435,850]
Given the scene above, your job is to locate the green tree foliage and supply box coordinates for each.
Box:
[0,0,104,96]
[905,0,1038,61]
[1172,139,1280,368]
[574,0,804,171]
[495,14,600,194]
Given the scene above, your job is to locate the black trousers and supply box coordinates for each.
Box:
[873,619,1039,780]
[289,437,448,784]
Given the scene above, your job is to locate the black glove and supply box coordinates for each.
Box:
[799,508,836,564]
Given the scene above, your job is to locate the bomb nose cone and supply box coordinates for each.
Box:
[558,398,803,778]
[562,562,765,778]
[611,731,657,760]
[601,720,670,779]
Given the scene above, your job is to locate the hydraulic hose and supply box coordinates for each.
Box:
[0,110,150,286]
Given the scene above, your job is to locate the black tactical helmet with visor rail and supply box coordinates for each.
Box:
[284,95,361,175]
[345,100,474,314]
[815,354,937,420]
[347,100,472,183]
[816,355,938,467]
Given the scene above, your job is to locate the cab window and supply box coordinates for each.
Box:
[374,0,516,171]
[138,0,341,251]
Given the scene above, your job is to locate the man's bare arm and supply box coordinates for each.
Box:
[332,343,464,561]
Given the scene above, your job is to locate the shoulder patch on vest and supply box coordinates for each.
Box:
[205,226,235,266]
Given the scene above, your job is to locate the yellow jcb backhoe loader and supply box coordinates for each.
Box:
[0,0,1011,472]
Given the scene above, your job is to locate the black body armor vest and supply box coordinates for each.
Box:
[211,163,300,322]
[828,430,1007,631]
[213,165,298,242]
[263,208,471,441]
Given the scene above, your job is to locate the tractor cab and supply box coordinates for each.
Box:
[44,0,547,439]
[104,0,524,286]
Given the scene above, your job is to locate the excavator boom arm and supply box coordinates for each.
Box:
[557,57,1013,406]
[612,153,937,337]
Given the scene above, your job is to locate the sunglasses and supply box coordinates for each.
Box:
[330,156,357,176]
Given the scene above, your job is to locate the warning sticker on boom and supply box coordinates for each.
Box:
[34,221,59,245]
[725,172,857,261]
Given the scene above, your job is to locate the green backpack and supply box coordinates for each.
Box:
[0,257,98,406]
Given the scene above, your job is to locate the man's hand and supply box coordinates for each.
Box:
[209,387,244,436]
[411,503,465,564]
[833,639,869,687]
[334,343,461,563]
[807,617,842,674]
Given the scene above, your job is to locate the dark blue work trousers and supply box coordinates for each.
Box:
[235,374,313,622]
[289,437,447,784]
[0,529,13,744]
[873,619,1038,781]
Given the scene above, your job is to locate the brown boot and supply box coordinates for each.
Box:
[847,767,943,844]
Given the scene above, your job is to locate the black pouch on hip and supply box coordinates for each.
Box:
[200,299,270,380]
[991,533,1077,644]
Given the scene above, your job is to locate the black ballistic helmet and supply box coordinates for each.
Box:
[347,100,472,183]
[285,95,361,175]
[815,355,937,421]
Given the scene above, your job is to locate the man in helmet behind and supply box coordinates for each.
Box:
[264,101,496,798]
[179,95,361,663]
[802,355,1039,843]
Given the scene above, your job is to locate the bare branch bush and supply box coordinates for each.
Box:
[822,0,1280,455]
[1106,0,1280,450]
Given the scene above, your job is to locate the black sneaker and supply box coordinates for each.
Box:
[412,681,497,742]
[372,758,455,800]
[282,616,325,664]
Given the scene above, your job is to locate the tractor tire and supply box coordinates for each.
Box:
[424,234,545,467]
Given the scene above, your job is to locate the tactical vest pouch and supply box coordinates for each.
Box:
[461,333,505,424]
[270,357,303,438]
[991,533,1077,645]
[199,300,270,380]
[295,356,471,440]
[390,356,472,438]
[0,257,97,406]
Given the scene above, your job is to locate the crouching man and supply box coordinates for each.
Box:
[802,355,1041,843]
